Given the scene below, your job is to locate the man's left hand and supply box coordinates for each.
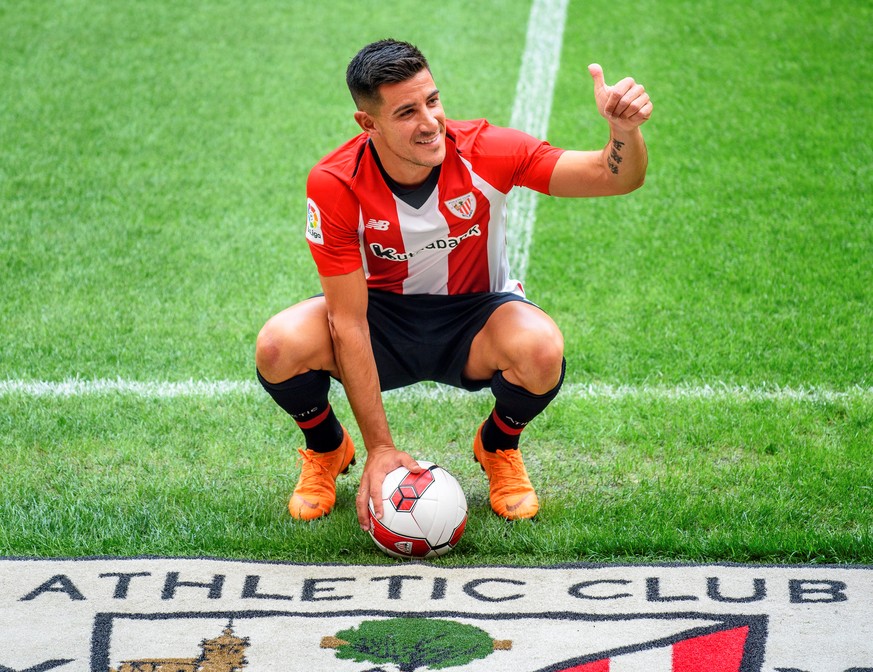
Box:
[589,63,652,132]
[356,446,422,531]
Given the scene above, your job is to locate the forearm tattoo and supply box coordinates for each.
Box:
[608,139,625,175]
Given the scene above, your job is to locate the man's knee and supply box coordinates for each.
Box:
[255,317,287,381]
[508,320,564,392]
[528,331,564,380]
[531,323,564,365]
[255,300,335,382]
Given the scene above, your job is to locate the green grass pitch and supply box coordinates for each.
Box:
[1,0,871,565]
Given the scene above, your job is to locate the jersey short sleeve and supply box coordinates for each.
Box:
[305,158,363,277]
[450,120,565,195]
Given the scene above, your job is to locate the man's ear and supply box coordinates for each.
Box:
[354,110,378,136]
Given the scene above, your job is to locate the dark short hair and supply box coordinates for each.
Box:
[346,39,430,110]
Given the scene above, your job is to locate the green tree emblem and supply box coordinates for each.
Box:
[327,617,504,672]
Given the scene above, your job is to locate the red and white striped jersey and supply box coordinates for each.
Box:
[305,119,564,296]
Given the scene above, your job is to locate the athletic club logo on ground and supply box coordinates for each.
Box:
[2,559,872,671]
[91,611,764,671]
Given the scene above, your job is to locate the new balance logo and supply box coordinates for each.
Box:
[366,218,391,231]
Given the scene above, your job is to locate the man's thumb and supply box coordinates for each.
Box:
[588,63,606,93]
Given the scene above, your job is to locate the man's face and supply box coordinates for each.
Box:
[355,68,446,186]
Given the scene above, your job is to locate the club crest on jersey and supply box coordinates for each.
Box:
[445,192,476,220]
[306,198,324,245]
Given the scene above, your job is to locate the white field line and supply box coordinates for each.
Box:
[2,379,871,404]
[506,0,570,284]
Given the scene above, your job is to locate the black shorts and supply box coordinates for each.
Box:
[366,290,532,392]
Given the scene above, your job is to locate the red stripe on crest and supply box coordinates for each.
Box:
[672,626,748,672]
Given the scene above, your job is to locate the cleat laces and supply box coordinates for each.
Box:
[295,448,337,500]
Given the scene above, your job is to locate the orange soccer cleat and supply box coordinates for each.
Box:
[288,428,356,521]
[473,424,539,520]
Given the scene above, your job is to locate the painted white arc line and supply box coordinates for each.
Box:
[506,0,570,284]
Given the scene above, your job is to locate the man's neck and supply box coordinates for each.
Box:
[369,141,440,209]
[367,140,435,187]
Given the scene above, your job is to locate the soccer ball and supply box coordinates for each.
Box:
[368,461,468,559]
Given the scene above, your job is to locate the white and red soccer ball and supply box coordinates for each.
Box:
[368,461,467,559]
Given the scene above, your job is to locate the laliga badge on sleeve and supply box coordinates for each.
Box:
[306,198,325,245]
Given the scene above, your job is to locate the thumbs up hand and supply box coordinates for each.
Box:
[588,63,652,131]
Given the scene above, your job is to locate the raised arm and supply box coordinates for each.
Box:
[548,63,652,198]
[319,269,421,531]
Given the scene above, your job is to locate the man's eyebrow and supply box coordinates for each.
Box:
[390,89,440,116]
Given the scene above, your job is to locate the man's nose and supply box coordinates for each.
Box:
[419,109,438,131]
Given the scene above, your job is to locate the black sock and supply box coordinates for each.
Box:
[480,359,566,452]
[257,369,344,452]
